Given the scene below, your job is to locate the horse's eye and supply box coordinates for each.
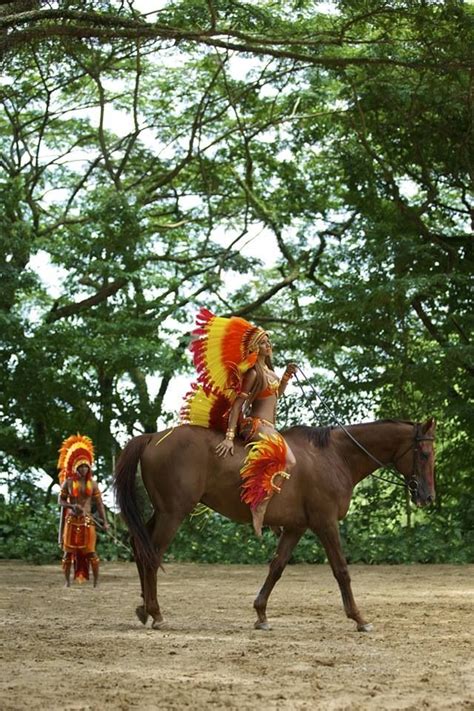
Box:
[420,451,429,461]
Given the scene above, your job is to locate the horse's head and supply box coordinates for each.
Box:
[394,418,436,507]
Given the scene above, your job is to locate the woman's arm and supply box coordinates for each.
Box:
[278,362,297,398]
[58,486,82,514]
[215,369,257,457]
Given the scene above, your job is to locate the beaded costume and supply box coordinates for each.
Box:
[58,434,103,584]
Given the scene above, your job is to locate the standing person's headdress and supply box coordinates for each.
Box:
[181,308,267,430]
[57,434,94,496]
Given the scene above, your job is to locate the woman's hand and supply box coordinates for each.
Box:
[215,438,234,457]
[283,362,298,380]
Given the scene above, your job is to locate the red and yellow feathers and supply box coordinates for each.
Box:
[190,308,262,393]
[240,433,288,508]
[180,383,233,432]
[183,308,265,430]
[57,434,94,496]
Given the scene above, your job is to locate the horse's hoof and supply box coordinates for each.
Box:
[254,621,271,631]
[135,605,149,625]
[357,622,373,632]
[151,618,166,630]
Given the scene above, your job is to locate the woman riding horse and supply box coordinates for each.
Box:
[181,308,297,537]
[114,309,436,632]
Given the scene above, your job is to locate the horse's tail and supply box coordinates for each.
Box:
[114,434,157,568]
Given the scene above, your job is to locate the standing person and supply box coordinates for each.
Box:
[181,309,297,536]
[57,434,109,587]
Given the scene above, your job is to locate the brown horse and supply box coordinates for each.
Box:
[114,418,436,632]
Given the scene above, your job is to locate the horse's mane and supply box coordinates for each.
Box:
[287,419,416,450]
[346,419,416,427]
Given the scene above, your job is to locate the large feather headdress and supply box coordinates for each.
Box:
[57,434,94,496]
[181,309,267,431]
[190,308,267,393]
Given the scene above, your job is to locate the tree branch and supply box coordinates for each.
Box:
[235,175,295,268]
[45,278,127,323]
[231,269,300,318]
[1,18,470,72]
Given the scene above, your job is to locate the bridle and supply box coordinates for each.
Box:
[392,423,435,495]
[294,368,435,492]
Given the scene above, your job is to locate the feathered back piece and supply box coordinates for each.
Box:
[180,383,233,432]
[57,433,94,496]
[190,308,266,393]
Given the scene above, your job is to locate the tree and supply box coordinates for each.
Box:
[1,0,472,72]
[0,0,472,561]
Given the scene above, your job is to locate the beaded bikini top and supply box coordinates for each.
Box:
[256,375,279,399]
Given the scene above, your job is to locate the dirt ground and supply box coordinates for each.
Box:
[1,561,472,710]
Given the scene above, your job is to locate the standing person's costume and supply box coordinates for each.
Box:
[181,308,297,536]
[57,434,108,586]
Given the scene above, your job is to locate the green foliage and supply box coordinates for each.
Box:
[0,477,60,564]
[340,482,473,564]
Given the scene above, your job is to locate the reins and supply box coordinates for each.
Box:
[293,367,427,490]
[92,515,133,555]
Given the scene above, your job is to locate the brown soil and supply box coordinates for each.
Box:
[1,561,472,710]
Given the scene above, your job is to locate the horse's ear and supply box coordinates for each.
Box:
[422,417,436,434]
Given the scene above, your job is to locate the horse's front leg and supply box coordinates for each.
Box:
[254,527,305,630]
[312,521,372,632]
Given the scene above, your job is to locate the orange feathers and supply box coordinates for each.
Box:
[57,434,94,491]
[240,433,288,508]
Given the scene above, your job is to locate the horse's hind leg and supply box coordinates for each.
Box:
[254,527,305,630]
[141,511,187,630]
[131,538,147,623]
[313,521,372,632]
[132,515,156,625]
